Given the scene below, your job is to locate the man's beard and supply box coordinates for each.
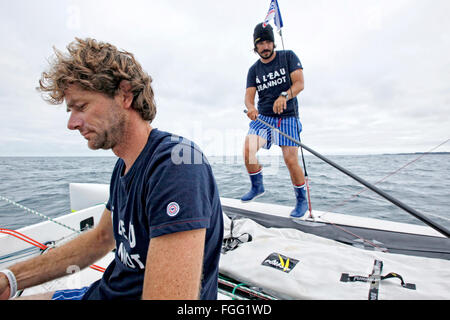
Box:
[87,102,127,150]
[258,48,274,60]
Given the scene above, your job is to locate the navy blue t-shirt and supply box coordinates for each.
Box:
[246,50,303,118]
[82,129,224,300]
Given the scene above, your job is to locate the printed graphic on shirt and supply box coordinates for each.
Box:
[255,67,288,92]
[117,218,145,270]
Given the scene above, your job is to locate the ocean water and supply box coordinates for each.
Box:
[0,154,449,232]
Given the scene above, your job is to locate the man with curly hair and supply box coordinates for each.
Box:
[0,38,223,300]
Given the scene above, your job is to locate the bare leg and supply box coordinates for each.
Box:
[243,134,267,173]
[281,146,305,185]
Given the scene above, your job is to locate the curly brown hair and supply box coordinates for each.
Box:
[38,38,156,122]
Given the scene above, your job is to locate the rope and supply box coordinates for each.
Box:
[278,29,313,218]
[0,197,107,272]
[0,227,105,273]
[312,138,450,250]
[327,139,450,214]
[231,283,247,299]
[0,195,80,234]
[305,217,389,252]
[218,276,277,300]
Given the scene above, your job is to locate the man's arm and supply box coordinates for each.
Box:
[245,87,258,120]
[142,228,206,300]
[273,69,304,115]
[0,208,115,299]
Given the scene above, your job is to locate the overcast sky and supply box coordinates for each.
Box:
[0,0,449,157]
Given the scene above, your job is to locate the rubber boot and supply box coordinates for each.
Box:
[290,184,309,219]
[241,170,265,202]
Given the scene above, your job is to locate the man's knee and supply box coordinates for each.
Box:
[244,136,264,157]
[282,148,299,168]
[284,157,299,169]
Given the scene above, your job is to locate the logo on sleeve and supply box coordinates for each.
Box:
[167,202,180,217]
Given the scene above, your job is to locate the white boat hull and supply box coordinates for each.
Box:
[1,183,449,300]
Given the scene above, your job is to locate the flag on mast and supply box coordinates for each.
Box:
[263,0,284,32]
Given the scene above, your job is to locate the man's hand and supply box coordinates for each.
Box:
[246,107,259,121]
[0,208,114,299]
[0,274,11,300]
[273,95,287,115]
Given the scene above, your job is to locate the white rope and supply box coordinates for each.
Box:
[0,195,80,233]
[328,139,450,220]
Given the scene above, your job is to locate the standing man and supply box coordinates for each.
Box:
[242,22,309,219]
[0,38,223,300]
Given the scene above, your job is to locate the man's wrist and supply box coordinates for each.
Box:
[0,279,11,299]
[280,91,289,99]
[0,271,8,286]
[0,269,17,299]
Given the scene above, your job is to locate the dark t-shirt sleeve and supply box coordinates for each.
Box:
[106,160,120,212]
[287,50,303,73]
[145,142,212,238]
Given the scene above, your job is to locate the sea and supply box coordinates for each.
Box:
[0,154,449,232]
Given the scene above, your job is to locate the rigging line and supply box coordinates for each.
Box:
[245,111,387,251]
[327,138,450,214]
[277,28,313,216]
[0,247,41,265]
[219,276,277,300]
[0,228,105,273]
[304,216,389,253]
[0,195,80,234]
[0,198,106,272]
[0,228,47,250]
[244,111,450,238]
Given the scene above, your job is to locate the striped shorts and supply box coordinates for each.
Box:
[247,115,302,149]
[51,286,89,300]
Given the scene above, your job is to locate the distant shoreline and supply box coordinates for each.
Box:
[382,152,450,156]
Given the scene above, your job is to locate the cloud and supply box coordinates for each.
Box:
[0,0,449,157]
